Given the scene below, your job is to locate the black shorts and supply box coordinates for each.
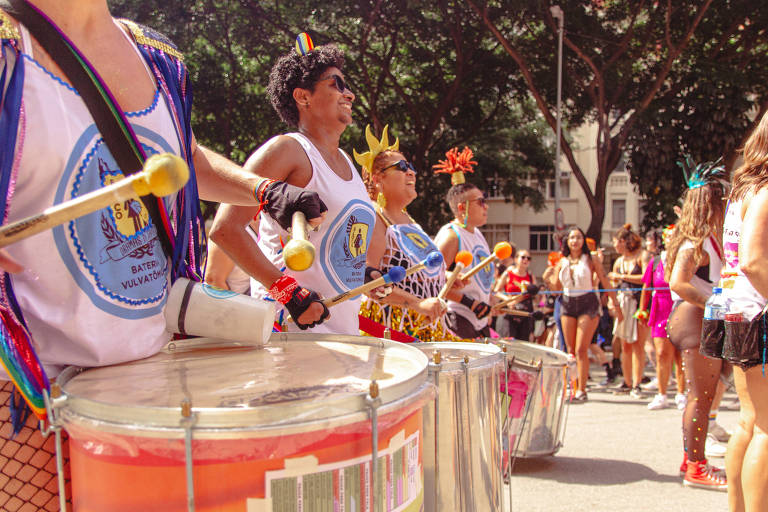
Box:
[446,311,491,339]
[721,313,767,370]
[561,293,600,318]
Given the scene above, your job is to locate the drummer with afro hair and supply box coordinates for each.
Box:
[209,35,386,335]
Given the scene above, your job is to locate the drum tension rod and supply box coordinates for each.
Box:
[42,384,68,512]
[366,380,381,510]
[180,398,198,512]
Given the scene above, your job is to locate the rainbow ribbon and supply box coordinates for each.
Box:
[0,309,48,419]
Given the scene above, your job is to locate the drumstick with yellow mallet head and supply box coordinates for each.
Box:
[282,211,315,271]
[437,250,472,300]
[459,241,513,281]
[0,153,189,248]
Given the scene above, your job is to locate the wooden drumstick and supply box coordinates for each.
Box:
[0,153,189,249]
[438,250,472,300]
[492,283,540,311]
[286,266,407,322]
[323,265,407,308]
[492,293,527,311]
[283,211,316,271]
[460,241,513,281]
[287,252,443,322]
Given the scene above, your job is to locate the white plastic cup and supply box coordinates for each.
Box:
[165,278,275,345]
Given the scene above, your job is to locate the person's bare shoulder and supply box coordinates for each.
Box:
[244,135,312,187]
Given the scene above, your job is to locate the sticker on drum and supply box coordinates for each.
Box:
[492,339,573,458]
[55,333,433,511]
[411,342,505,512]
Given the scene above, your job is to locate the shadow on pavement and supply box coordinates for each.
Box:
[511,456,680,485]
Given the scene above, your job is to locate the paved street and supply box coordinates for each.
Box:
[505,362,738,512]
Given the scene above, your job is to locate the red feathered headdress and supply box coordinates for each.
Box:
[433,147,477,185]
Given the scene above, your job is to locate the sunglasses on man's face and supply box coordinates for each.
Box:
[519,255,531,260]
[382,160,416,173]
[320,74,350,94]
[467,196,487,207]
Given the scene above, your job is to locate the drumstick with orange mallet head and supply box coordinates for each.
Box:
[0,153,189,248]
[459,241,513,281]
[437,250,472,300]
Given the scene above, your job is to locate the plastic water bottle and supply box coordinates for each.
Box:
[701,287,726,356]
[704,287,725,321]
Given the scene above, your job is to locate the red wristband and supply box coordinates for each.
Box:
[253,178,277,218]
[268,275,299,305]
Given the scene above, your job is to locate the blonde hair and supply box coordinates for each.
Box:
[731,111,768,201]
[664,184,725,282]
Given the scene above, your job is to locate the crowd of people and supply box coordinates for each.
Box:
[1,1,767,510]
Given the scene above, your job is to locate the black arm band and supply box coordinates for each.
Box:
[460,294,475,309]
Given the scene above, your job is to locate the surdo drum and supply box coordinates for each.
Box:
[411,342,505,512]
[492,340,572,458]
[51,334,433,511]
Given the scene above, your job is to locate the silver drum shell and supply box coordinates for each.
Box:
[412,341,505,512]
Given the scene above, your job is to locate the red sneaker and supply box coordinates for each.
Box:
[679,453,687,477]
[683,459,727,491]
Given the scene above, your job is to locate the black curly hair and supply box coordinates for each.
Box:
[266,45,346,127]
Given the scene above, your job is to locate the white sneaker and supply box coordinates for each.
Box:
[675,393,687,410]
[705,434,727,458]
[708,421,732,443]
[641,377,659,391]
[647,393,669,410]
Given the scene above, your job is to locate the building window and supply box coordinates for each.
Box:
[612,199,626,228]
[547,178,570,199]
[481,223,511,249]
[530,225,555,252]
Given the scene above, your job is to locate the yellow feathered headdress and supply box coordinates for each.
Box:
[353,125,399,176]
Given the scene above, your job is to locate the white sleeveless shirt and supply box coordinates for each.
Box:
[721,199,766,320]
[559,253,594,297]
[435,222,492,331]
[4,26,181,377]
[251,133,375,334]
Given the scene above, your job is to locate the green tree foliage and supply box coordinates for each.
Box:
[464,0,768,239]
[112,0,552,232]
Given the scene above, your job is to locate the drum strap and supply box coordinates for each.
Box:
[0,0,176,257]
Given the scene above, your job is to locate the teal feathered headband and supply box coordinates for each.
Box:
[677,155,728,190]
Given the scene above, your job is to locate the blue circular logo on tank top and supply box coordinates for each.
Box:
[392,224,441,278]
[319,199,376,294]
[52,124,175,319]
[472,246,493,293]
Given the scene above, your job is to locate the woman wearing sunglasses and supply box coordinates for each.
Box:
[356,126,450,340]
[210,43,384,334]
[493,250,537,341]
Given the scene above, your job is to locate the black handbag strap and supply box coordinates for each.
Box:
[0,0,174,258]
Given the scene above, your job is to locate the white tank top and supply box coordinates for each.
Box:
[5,26,181,377]
[559,253,593,297]
[435,222,492,331]
[251,133,375,334]
[721,199,766,320]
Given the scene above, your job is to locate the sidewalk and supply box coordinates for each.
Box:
[505,363,737,511]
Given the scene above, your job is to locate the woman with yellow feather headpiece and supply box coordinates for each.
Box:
[355,125,456,341]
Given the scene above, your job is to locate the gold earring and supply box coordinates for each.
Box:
[377,192,387,208]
